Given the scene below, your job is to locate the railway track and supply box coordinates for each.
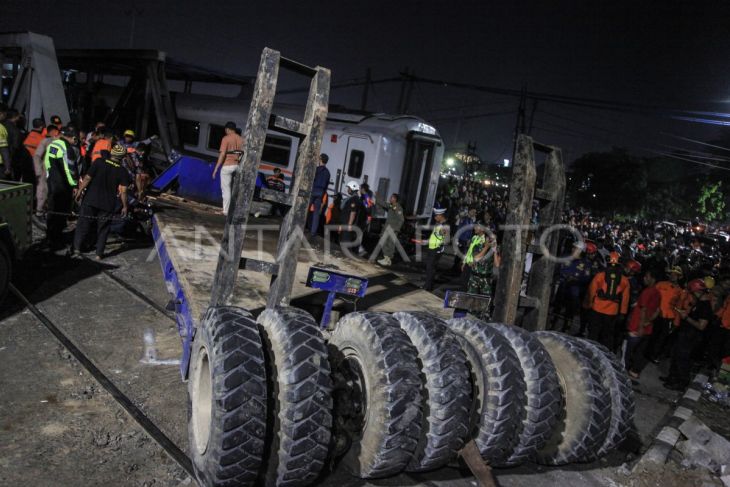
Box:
[8,281,195,480]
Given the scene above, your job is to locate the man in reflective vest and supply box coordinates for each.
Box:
[419,208,449,292]
[44,126,79,249]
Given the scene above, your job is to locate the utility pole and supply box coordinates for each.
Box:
[403,69,415,114]
[527,98,538,134]
[360,67,371,111]
[396,67,408,113]
[125,6,144,48]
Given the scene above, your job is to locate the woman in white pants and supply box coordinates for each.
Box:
[212,121,243,215]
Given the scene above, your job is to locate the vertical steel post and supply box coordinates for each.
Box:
[492,134,537,324]
[210,48,280,307]
[267,67,331,307]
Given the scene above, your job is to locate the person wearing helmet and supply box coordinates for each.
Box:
[662,277,711,390]
[625,269,661,381]
[338,180,365,251]
[118,128,157,154]
[709,284,730,375]
[413,207,450,292]
[585,250,631,351]
[575,239,606,337]
[647,266,684,363]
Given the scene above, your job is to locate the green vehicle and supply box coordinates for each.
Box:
[0,180,32,303]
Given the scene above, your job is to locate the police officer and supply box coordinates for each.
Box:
[419,208,449,292]
[44,127,79,249]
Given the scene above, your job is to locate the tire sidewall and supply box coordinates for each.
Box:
[187,319,215,485]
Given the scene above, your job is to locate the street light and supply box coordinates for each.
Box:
[446,158,455,166]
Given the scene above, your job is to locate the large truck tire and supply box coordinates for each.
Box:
[579,339,635,457]
[485,322,562,465]
[257,307,333,487]
[188,306,267,487]
[328,311,423,478]
[447,318,526,465]
[393,311,471,472]
[534,332,611,465]
[0,241,10,306]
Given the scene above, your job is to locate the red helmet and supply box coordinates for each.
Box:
[625,259,642,274]
[585,240,598,254]
[688,278,707,293]
[608,251,621,265]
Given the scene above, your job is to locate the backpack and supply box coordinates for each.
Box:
[598,266,623,302]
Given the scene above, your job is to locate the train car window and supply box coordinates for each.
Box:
[347,150,365,178]
[207,124,225,151]
[178,119,200,146]
[262,135,292,166]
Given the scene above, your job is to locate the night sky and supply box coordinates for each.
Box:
[3,0,730,168]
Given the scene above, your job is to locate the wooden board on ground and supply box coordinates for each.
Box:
[153,203,450,324]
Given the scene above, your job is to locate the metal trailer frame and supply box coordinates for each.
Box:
[152,48,333,379]
[209,48,331,309]
[492,134,565,331]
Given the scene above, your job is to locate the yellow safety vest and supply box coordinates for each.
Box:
[464,234,486,264]
[44,139,77,187]
[428,224,445,250]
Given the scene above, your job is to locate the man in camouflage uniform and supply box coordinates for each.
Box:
[464,222,495,296]
[376,193,405,266]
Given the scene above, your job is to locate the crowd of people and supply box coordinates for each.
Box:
[551,213,730,389]
[430,176,730,389]
[0,104,155,259]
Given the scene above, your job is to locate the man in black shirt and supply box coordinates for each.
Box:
[71,144,129,259]
[663,278,711,390]
[339,181,364,253]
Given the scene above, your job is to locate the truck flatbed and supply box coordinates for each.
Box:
[152,201,451,328]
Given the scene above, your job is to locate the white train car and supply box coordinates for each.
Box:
[174,93,444,219]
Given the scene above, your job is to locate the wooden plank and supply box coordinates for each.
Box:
[270,114,307,136]
[523,148,566,331]
[267,66,331,307]
[534,188,553,201]
[239,257,279,275]
[210,48,280,308]
[458,440,497,487]
[492,134,536,325]
[445,291,492,313]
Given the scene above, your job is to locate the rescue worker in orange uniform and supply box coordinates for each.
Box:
[710,292,730,373]
[23,118,45,157]
[647,266,683,362]
[662,278,711,390]
[586,251,630,351]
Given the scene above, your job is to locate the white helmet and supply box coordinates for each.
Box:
[346,181,360,192]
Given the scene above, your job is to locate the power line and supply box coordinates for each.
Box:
[662,133,730,153]
[531,122,730,172]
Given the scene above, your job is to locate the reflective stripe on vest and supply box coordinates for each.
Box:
[464,234,486,264]
[428,224,445,250]
[44,140,77,187]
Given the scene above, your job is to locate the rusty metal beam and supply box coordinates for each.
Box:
[210,48,280,307]
[267,66,330,307]
[492,134,537,325]
[523,147,566,331]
